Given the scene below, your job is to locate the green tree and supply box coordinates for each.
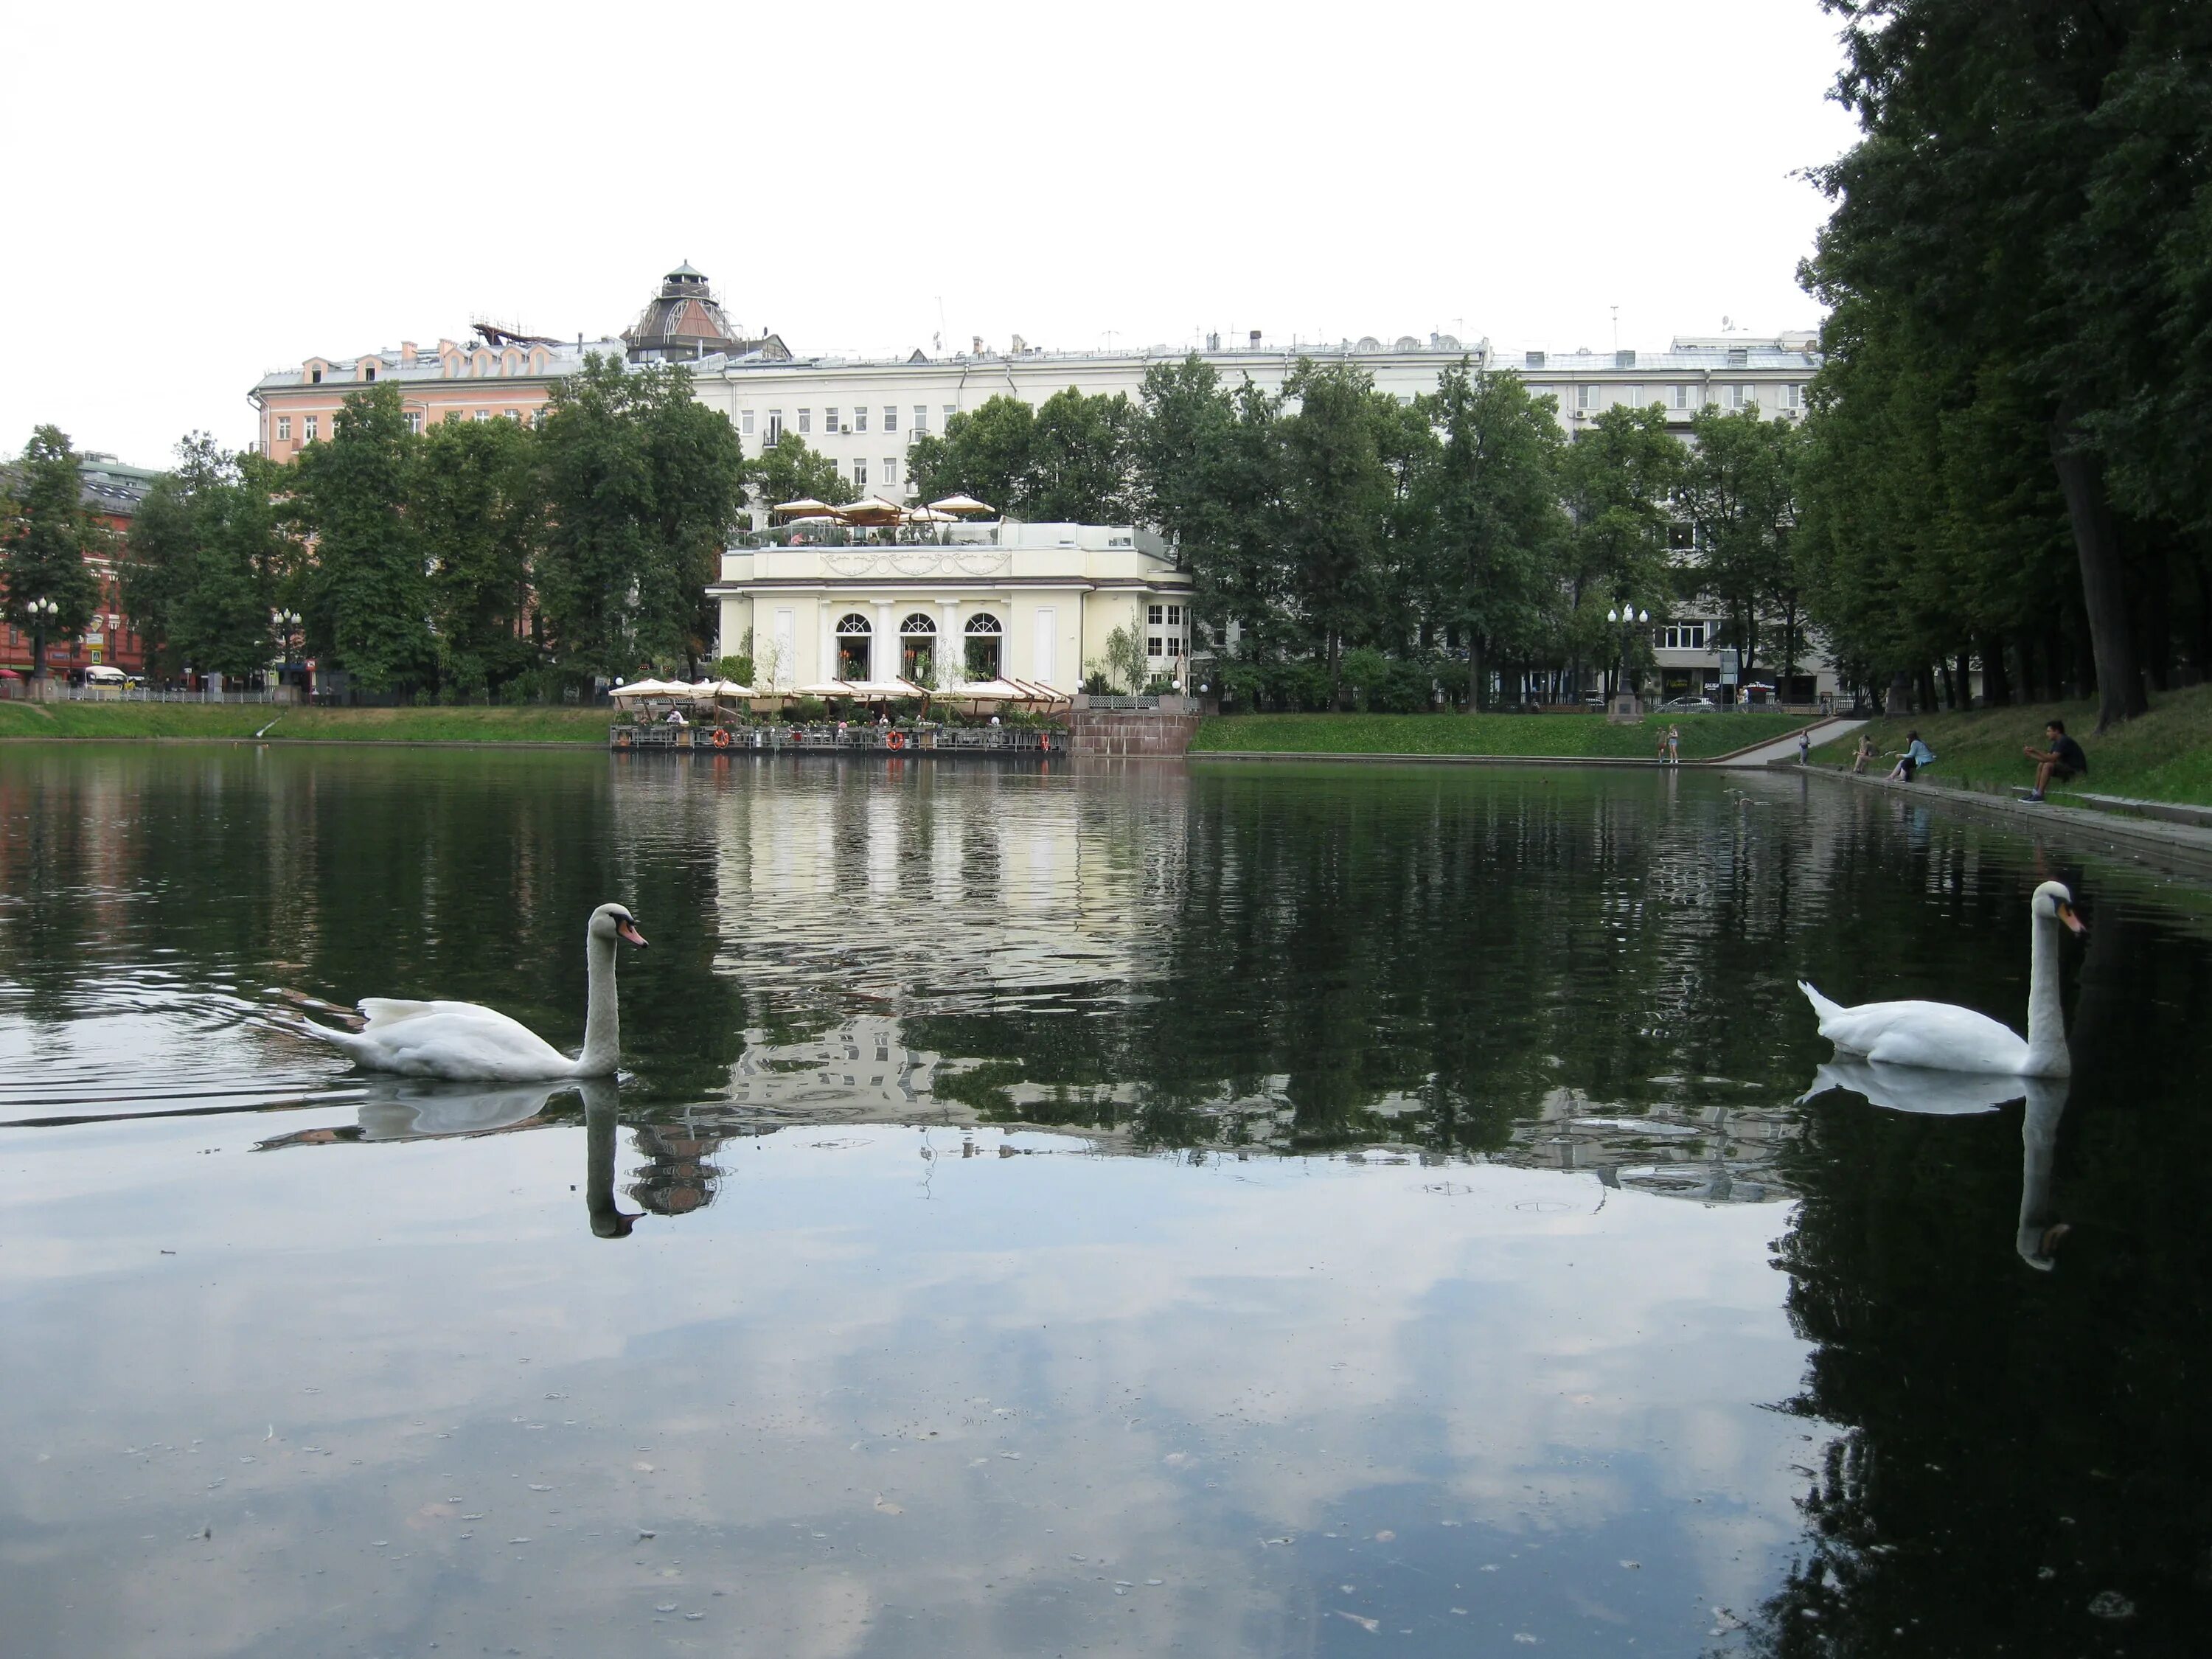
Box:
[1025,387,1135,522]
[904,394,1035,514]
[536,355,745,684]
[413,415,542,698]
[1802,0,2212,725]
[1279,361,1392,703]
[288,386,433,694]
[1678,406,1801,691]
[749,431,853,511]
[2,425,103,677]
[1422,365,1569,709]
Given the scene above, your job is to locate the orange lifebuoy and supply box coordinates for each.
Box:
[1039,732,1051,751]
[711,727,731,748]
[789,728,805,745]
[886,730,906,751]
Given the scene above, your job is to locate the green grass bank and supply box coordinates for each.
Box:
[1809,683,2212,807]
[1190,710,1814,760]
[0,703,614,743]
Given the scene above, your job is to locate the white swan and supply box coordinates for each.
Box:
[299,903,648,1082]
[1798,880,2084,1076]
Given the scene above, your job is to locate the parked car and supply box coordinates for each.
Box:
[83,665,136,687]
[1657,695,1718,712]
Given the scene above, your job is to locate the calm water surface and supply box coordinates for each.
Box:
[2,747,2209,1658]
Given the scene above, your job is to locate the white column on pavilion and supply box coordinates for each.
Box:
[939,599,962,688]
[873,601,895,682]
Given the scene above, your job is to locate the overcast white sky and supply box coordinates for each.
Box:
[3,0,1859,468]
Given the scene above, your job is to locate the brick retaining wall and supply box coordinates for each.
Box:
[1068,709,1201,757]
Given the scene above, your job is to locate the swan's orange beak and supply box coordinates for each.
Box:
[617,919,649,948]
[2056,902,2086,936]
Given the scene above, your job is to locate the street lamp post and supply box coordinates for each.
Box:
[24,596,58,685]
[271,608,301,676]
[1605,603,1650,718]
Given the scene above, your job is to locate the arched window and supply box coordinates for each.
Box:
[899,613,937,682]
[834,612,872,680]
[963,612,1004,681]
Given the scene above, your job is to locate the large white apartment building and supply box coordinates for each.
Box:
[678,329,1820,507]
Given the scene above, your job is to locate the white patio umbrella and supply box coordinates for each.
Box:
[772,498,835,517]
[904,506,958,524]
[691,678,756,698]
[928,493,995,517]
[611,678,686,698]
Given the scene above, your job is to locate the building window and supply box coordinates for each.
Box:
[898,612,936,680]
[741,409,754,435]
[883,457,898,486]
[914,405,929,433]
[825,407,840,434]
[1661,622,1708,650]
[1784,383,1804,409]
[276,416,291,441]
[766,411,783,444]
[942,405,956,429]
[504,408,520,421]
[310,368,322,384]
[1167,605,1181,625]
[1577,383,1595,411]
[1166,637,1182,657]
[853,407,868,433]
[964,611,1003,680]
[834,612,872,680]
[1147,636,1164,658]
[405,411,422,434]
[1625,386,1642,406]
[1672,384,1691,410]
[883,406,897,432]
[852,458,868,487]
[1147,603,1164,625]
[304,416,318,442]
[1729,385,1747,408]
[797,408,810,434]
[473,409,490,421]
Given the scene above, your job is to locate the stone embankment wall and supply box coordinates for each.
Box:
[1067,698,1203,757]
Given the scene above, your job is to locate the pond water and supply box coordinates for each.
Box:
[2,747,2209,1658]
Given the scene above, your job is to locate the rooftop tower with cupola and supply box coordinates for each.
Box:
[622,263,790,364]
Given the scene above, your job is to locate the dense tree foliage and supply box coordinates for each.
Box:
[1799,0,2212,726]
[748,431,854,510]
[906,389,1136,522]
[101,355,748,700]
[122,434,291,681]
[1,425,105,671]
[1116,354,1784,712]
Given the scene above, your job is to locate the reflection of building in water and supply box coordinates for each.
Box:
[1492,1085,1798,1203]
[728,1014,942,1114]
[695,761,1189,1007]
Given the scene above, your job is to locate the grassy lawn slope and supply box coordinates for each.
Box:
[1809,683,2212,807]
[1192,711,1813,760]
[0,703,615,743]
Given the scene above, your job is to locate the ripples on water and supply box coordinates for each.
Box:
[4,746,2211,1656]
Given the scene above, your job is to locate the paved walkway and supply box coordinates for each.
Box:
[1711,717,1865,769]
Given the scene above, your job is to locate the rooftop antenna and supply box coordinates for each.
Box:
[1611,305,1619,353]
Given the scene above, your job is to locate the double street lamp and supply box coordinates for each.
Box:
[1605,602,1650,712]
[24,596,58,681]
[271,608,302,670]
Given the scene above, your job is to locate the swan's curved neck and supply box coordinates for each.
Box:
[577,928,621,1077]
[2023,911,2070,1075]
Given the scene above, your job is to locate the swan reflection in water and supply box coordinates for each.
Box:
[579,1079,643,1239]
[256,1077,644,1242]
[1803,1060,2072,1271]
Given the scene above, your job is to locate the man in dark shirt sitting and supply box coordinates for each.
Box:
[2022,720,2088,801]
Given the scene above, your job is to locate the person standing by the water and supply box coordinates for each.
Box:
[1797,728,1811,767]
[1667,724,1681,765]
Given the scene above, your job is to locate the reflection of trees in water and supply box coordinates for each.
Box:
[1748,912,2212,1655]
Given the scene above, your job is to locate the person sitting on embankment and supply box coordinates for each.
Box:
[2021,720,2088,802]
